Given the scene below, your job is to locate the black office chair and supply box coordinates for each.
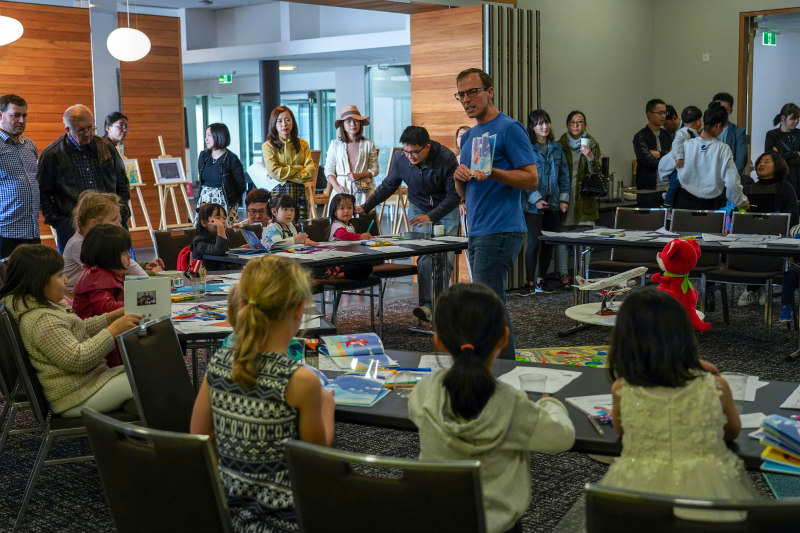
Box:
[226,224,263,248]
[117,316,196,433]
[585,483,800,532]
[0,305,29,456]
[670,209,729,322]
[304,216,332,243]
[0,307,138,533]
[151,227,197,270]
[589,207,668,284]
[82,408,233,533]
[285,439,486,533]
[700,212,791,339]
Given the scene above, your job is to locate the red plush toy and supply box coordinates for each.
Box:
[651,238,710,332]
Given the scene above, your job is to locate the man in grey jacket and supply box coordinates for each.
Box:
[357,125,460,321]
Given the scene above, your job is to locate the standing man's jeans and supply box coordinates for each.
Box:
[52,218,75,255]
[0,237,41,260]
[408,204,460,309]
[468,232,525,359]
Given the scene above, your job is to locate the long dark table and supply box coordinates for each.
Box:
[332,351,793,470]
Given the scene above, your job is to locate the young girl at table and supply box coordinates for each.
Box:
[192,202,231,271]
[0,245,140,417]
[71,224,132,366]
[408,283,575,533]
[63,191,163,293]
[262,193,318,250]
[327,193,374,279]
[600,289,757,506]
[191,255,335,533]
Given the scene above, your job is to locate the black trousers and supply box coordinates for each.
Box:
[672,187,723,210]
[0,237,41,260]
[524,209,561,283]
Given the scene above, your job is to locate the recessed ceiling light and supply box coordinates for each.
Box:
[279,65,297,71]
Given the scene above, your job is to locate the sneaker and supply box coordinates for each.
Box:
[413,305,432,322]
[759,292,767,306]
[737,290,755,307]
[534,282,555,294]
[780,306,793,323]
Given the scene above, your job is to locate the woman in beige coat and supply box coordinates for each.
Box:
[325,105,379,208]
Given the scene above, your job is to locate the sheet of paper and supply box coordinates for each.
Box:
[780,384,800,409]
[418,354,453,372]
[315,241,357,247]
[365,245,417,253]
[721,241,767,249]
[721,373,759,402]
[431,236,468,243]
[740,412,766,429]
[766,238,800,246]
[497,366,582,394]
[701,233,726,242]
[651,237,676,243]
[565,394,613,416]
[215,272,242,280]
[390,239,445,247]
[246,162,281,191]
[653,227,678,236]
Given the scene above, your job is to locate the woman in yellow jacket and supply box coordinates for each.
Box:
[262,106,316,220]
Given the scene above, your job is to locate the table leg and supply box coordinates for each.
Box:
[559,244,596,337]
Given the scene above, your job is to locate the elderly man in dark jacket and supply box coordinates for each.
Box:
[358,125,460,322]
[37,104,130,252]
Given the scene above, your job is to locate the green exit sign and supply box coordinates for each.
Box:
[218,73,233,84]
[763,31,777,46]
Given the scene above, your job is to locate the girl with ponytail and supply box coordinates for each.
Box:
[191,255,335,533]
[408,283,575,533]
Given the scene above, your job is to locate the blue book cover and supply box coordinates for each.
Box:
[763,415,800,450]
[318,333,395,366]
[761,458,800,477]
[324,375,389,407]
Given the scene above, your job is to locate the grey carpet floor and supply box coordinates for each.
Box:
[0,286,795,532]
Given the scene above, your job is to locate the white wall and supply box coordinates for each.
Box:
[216,4,282,47]
[752,30,800,158]
[335,66,367,117]
[319,6,407,38]
[184,9,217,50]
[516,0,654,186]
[89,5,120,121]
[184,71,336,97]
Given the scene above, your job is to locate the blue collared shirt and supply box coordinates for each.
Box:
[0,129,40,239]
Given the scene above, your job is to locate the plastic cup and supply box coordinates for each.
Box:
[421,222,433,239]
[519,373,548,393]
[190,277,206,297]
[580,137,590,147]
[392,371,416,399]
[433,224,445,237]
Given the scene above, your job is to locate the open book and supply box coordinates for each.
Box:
[319,333,399,369]
[304,364,390,407]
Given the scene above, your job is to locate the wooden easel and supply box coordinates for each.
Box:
[153,135,194,230]
[122,157,154,236]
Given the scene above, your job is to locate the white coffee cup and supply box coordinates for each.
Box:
[433,224,445,237]
[580,137,590,147]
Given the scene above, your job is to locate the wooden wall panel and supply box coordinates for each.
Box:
[0,1,93,247]
[118,14,187,248]
[410,5,483,153]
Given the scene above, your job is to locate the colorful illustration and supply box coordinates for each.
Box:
[124,158,141,184]
[515,345,608,368]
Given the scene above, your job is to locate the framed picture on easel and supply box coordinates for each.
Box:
[124,158,142,185]
[151,157,186,184]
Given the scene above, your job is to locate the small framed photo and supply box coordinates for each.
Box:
[124,158,142,185]
[151,157,187,184]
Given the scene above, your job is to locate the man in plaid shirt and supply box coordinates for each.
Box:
[0,94,41,259]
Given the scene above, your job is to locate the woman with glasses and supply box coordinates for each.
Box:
[324,105,379,208]
[262,106,316,220]
[198,122,248,227]
[103,111,128,155]
[555,110,602,289]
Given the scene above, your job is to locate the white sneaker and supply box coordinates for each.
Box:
[737,290,755,307]
[759,292,767,306]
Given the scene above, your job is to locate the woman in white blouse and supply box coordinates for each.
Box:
[324,105,379,207]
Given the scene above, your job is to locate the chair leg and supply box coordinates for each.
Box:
[369,286,375,332]
[14,430,54,533]
[699,275,707,314]
[331,291,342,326]
[720,285,730,324]
[0,402,14,454]
[765,280,774,341]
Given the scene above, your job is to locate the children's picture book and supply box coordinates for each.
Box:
[124,276,171,321]
[319,333,399,369]
[233,228,271,254]
[516,345,608,367]
[303,364,390,407]
[470,132,496,175]
[760,415,800,476]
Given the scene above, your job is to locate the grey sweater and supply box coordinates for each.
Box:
[408,370,575,533]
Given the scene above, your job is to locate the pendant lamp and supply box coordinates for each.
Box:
[106,0,150,62]
[0,13,23,46]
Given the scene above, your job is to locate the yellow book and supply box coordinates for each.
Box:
[761,445,800,467]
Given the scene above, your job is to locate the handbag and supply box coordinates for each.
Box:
[580,172,609,197]
[353,175,373,192]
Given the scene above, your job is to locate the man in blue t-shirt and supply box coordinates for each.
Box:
[453,68,538,359]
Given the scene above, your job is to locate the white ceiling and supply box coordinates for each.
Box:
[130,0,273,9]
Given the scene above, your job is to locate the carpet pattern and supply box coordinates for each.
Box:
[0,287,794,532]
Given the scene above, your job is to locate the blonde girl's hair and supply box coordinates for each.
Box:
[73,191,120,233]
[226,284,241,330]
[231,255,312,387]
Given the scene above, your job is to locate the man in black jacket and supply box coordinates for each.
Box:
[633,98,673,207]
[37,104,130,252]
[357,125,460,321]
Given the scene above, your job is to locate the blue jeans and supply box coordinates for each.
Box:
[468,232,524,359]
[783,267,799,308]
[52,218,75,254]
[408,204,460,308]
[663,169,681,207]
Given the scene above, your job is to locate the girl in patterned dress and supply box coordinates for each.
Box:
[600,289,757,506]
[191,255,335,533]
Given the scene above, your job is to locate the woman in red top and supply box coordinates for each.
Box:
[72,224,132,366]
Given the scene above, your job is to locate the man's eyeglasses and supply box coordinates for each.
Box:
[72,125,96,136]
[569,120,585,126]
[247,208,268,216]
[649,110,667,116]
[402,148,425,157]
[111,123,129,130]
[454,87,488,101]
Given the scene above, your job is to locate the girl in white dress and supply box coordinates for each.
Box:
[601,289,757,504]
